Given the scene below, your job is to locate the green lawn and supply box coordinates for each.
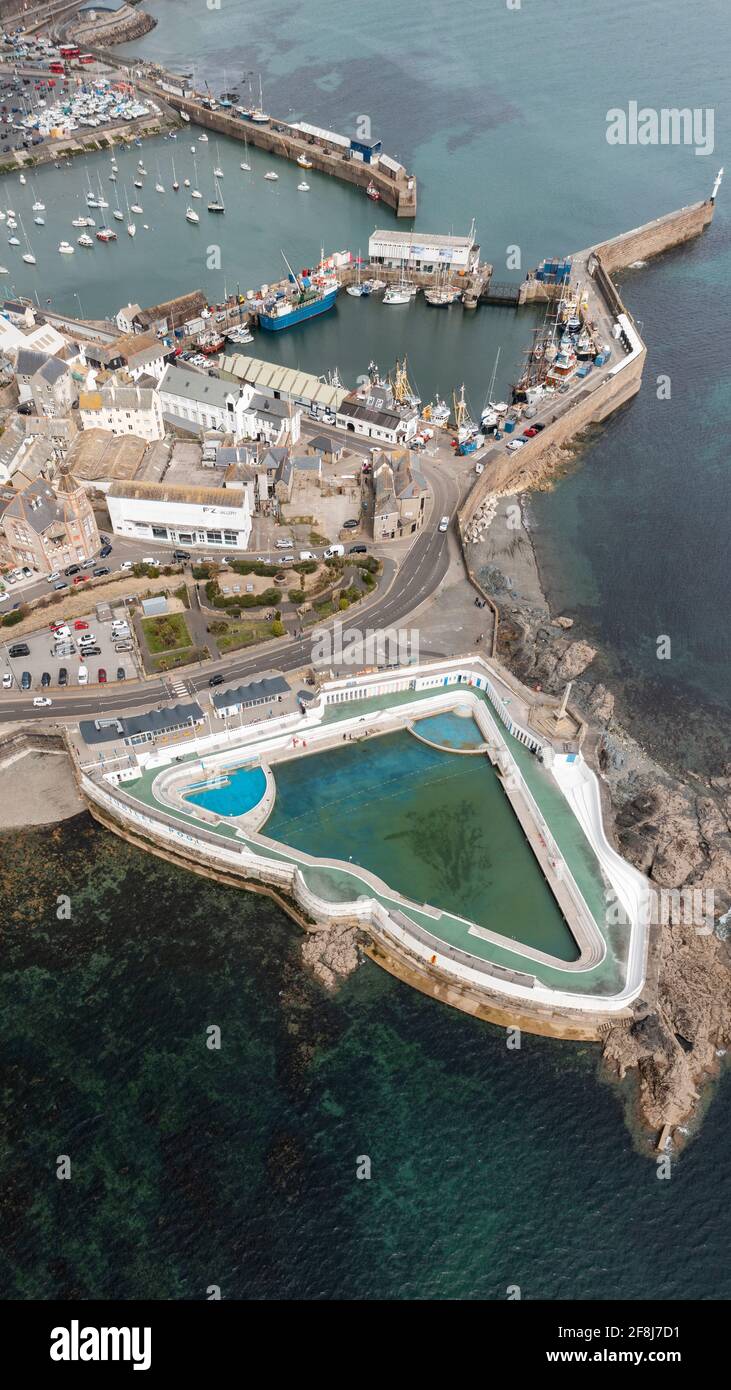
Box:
[216,619,278,653]
[141,613,193,654]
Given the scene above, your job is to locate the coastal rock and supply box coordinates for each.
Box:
[301,924,360,991]
[553,615,574,629]
[587,682,615,724]
[604,921,731,1132]
[554,639,597,682]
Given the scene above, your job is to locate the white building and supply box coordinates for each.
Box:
[367,226,479,275]
[106,479,253,552]
[159,363,301,446]
[335,380,419,446]
[78,384,165,442]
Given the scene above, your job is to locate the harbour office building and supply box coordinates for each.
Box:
[367,227,480,276]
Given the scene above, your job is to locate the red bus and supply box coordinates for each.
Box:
[59,45,80,60]
[78,54,95,65]
[49,62,65,75]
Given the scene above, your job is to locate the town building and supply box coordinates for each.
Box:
[220,353,347,418]
[211,674,291,719]
[158,363,301,446]
[78,383,165,442]
[27,355,76,418]
[81,332,168,383]
[372,448,429,541]
[79,702,206,750]
[105,478,252,553]
[336,379,419,445]
[115,291,209,338]
[0,467,100,574]
[367,225,480,276]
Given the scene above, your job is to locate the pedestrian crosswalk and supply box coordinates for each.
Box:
[168,678,189,700]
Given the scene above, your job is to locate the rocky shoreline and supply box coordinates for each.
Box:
[474,490,731,1146]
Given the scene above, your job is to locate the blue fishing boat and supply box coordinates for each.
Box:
[259,251,339,332]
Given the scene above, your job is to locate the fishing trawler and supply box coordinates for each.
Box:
[258,252,338,331]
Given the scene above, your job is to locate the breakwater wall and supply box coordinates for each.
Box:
[591,197,714,271]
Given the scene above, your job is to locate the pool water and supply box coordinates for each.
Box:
[412,711,484,750]
[187,764,267,817]
[264,730,580,961]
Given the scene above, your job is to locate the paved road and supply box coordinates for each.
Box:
[0,458,462,724]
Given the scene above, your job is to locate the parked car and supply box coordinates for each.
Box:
[73,620,88,631]
[98,668,107,684]
[173,549,191,561]
[21,671,31,690]
[64,564,80,576]
[58,667,68,686]
[46,570,61,583]
[141,556,157,566]
[53,580,67,590]
[79,632,96,644]
[116,667,126,681]
[99,544,113,558]
[8,643,30,658]
[349,544,367,554]
[523,426,538,438]
[120,561,134,571]
[80,645,101,657]
[2,673,12,689]
[93,567,110,577]
[41,671,51,687]
[114,641,133,653]
[342,519,359,529]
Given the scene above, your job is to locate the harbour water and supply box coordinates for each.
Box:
[1,0,730,1299]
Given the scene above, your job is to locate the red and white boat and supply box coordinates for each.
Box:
[96,227,117,242]
[366,181,380,202]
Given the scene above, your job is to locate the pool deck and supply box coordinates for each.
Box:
[72,654,650,1024]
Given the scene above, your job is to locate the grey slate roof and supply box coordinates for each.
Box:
[15,348,49,378]
[212,675,290,711]
[159,362,240,410]
[36,356,69,385]
[80,702,204,745]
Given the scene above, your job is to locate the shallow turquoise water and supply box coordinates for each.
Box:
[186,764,267,816]
[412,711,484,750]
[265,730,579,961]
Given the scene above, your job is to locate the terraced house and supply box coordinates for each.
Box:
[0,467,100,574]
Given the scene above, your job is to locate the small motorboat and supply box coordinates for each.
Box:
[77,234,94,248]
[240,160,251,171]
[264,171,278,181]
[58,241,74,255]
[297,181,310,192]
[186,207,200,224]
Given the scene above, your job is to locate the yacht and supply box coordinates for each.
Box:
[264,171,278,181]
[198,133,208,142]
[133,179,143,189]
[207,175,225,213]
[240,159,251,171]
[7,236,20,246]
[383,285,410,304]
[19,173,26,185]
[183,177,191,188]
[155,182,165,193]
[297,153,313,168]
[34,216,45,226]
[77,233,94,248]
[7,218,17,230]
[109,173,117,182]
[113,208,124,222]
[96,227,117,242]
[32,199,45,212]
[22,251,36,265]
[186,206,200,224]
[127,222,136,238]
[58,241,74,255]
[297,181,310,192]
[130,203,143,215]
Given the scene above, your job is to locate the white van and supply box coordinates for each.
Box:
[299,550,316,562]
[324,544,344,559]
[77,665,89,685]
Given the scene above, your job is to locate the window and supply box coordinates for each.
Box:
[152,526,168,540]
[206,531,222,544]
[223,531,237,545]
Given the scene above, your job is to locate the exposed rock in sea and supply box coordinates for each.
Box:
[553,615,574,629]
[301,924,361,991]
[586,682,615,724]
